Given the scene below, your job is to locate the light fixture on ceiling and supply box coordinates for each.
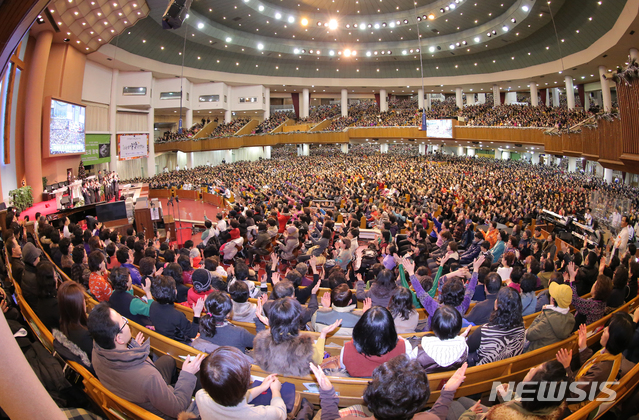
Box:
[428,46,436,52]
[288,16,294,23]
[474,36,480,42]
[522,5,530,11]
[328,19,338,30]
[258,5,264,11]
[197,22,204,29]
[275,12,281,19]
[301,18,308,26]
[502,25,509,32]
[329,50,335,56]
[257,43,264,50]
[226,37,232,42]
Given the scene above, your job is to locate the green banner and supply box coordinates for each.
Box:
[82,134,111,165]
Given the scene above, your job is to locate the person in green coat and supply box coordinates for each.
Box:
[525,282,575,352]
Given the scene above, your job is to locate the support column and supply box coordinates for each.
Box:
[565,76,575,109]
[599,66,612,112]
[224,109,232,123]
[341,89,348,117]
[466,147,475,157]
[552,88,560,107]
[531,152,539,164]
[494,149,501,159]
[478,93,486,104]
[302,88,310,118]
[466,93,475,106]
[185,109,193,130]
[264,146,272,159]
[340,144,348,154]
[493,85,500,106]
[530,83,538,106]
[24,31,53,202]
[604,168,613,184]
[186,152,193,169]
[584,93,590,111]
[380,144,389,154]
[418,88,424,110]
[225,86,232,123]
[457,146,464,156]
[625,172,632,185]
[264,87,270,119]
[147,104,155,176]
[545,155,552,165]
[501,151,510,160]
[297,144,309,156]
[568,157,577,172]
[419,144,426,155]
[380,89,388,112]
[109,69,119,173]
[426,93,432,110]
[546,89,551,107]
[456,87,463,108]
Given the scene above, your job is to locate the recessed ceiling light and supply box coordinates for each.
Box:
[226,37,232,42]
[329,19,337,30]
[301,18,308,26]
[258,5,264,11]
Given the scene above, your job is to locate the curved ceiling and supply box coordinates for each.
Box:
[108,0,626,79]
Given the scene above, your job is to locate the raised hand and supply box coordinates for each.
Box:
[256,297,269,326]
[362,297,372,313]
[402,257,416,276]
[578,323,588,351]
[194,297,206,318]
[309,363,333,391]
[321,292,331,308]
[444,362,468,391]
[472,254,486,272]
[182,353,206,375]
[566,261,577,280]
[134,332,145,346]
[272,272,281,285]
[320,319,342,338]
[312,280,321,295]
[556,348,573,369]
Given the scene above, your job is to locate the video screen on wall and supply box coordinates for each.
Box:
[48,99,86,155]
[426,119,453,138]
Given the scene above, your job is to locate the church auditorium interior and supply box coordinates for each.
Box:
[3,0,639,419]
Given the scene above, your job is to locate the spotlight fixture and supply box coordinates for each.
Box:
[328,19,337,30]
[428,46,436,52]
[511,18,516,23]
[382,22,387,27]
[403,19,408,23]
[428,14,435,20]
[301,18,308,26]
[317,21,322,26]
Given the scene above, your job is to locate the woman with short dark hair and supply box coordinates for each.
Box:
[88,250,112,302]
[55,281,93,365]
[196,347,286,420]
[411,305,468,373]
[466,287,525,366]
[148,275,204,343]
[341,306,412,377]
[388,286,418,333]
[356,268,398,308]
[568,262,613,325]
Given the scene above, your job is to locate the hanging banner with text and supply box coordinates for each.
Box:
[117,133,149,160]
[82,134,111,165]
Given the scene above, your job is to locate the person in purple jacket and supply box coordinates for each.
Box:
[402,255,484,331]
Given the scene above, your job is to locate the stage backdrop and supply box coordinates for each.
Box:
[82,134,111,165]
[117,133,149,160]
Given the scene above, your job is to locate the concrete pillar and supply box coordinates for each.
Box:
[224,149,233,163]
[419,144,426,155]
[380,89,388,112]
[457,146,464,156]
[418,89,424,110]
[568,157,577,172]
[225,86,232,123]
[531,152,539,164]
[109,69,119,173]
[426,93,432,110]
[184,109,193,132]
[186,152,193,169]
[478,93,486,104]
[432,145,439,152]
[264,87,270,119]
[302,88,310,118]
[264,146,272,159]
[341,89,348,117]
[147,105,155,176]
[380,144,389,154]
[493,85,500,106]
[584,93,590,111]
[466,93,475,106]
[467,147,475,157]
[546,89,551,107]
[530,83,538,106]
[604,168,613,184]
[225,109,232,123]
[599,66,612,112]
[630,48,639,62]
[341,144,349,154]
[625,171,632,184]
[552,88,560,107]
[565,76,575,110]
[456,87,463,108]
[24,31,53,201]
[501,151,510,160]
[494,149,501,159]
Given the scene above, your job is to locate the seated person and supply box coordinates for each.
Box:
[56,281,93,364]
[205,256,228,280]
[187,269,215,308]
[253,297,339,377]
[196,347,286,420]
[535,272,564,312]
[410,305,468,373]
[263,281,319,326]
[88,250,112,302]
[178,255,195,285]
[388,286,419,334]
[557,313,636,409]
[311,355,468,420]
[70,245,90,288]
[466,287,525,366]
[148,275,204,343]
[356,269,398,308]
[88,302,204,419]
[108,267,153,327]
[465,272,502,326]
[341,307,413,377]
[520,273,538,316]
[192,290,255,352]
[526,282,575,352]
[311,283,363,336]
[568,261,613,325]
[34,261,60,332]
[229,280,257,323]
[116,246,142,286]
[162,262,189,304]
